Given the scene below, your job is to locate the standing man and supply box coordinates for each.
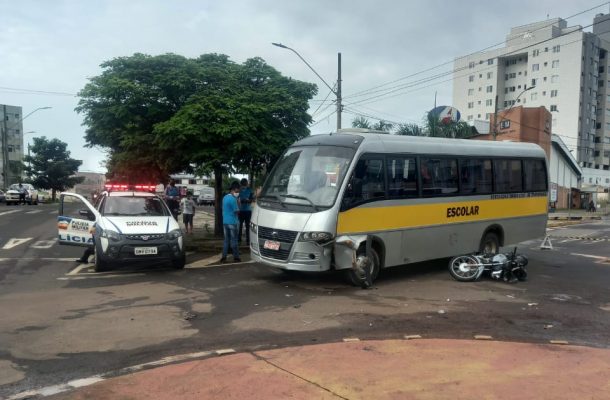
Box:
[18,183,27,205]
[164,179,180,220]
[180,193,196,234]
[238,178,254,245]
[220,181,241,263]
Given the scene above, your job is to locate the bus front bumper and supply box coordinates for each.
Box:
[249,238,333,272]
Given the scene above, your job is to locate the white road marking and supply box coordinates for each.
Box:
[570,253,607,260]
[2,238,33,249]
[0,209,21,217]
[8,349,233,400]
[67,264,90,276]
[559,239,579,243]
[0,257,78,262]
[31,239,57,249]
[25,210,43,214]
[49,210,58,215]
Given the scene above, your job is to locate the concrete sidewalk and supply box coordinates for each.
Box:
[49,339,610,400]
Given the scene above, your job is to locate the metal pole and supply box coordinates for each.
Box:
[2,105,9,188]
[493,95,499,141]
[336,52,342,130]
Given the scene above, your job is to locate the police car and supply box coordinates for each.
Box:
[58,184,185,272]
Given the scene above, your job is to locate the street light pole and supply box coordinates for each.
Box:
[1,106,51,188]
[493,86,534,141]
[272,42,342,130]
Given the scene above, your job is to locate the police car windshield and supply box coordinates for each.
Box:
[101,196,169,217]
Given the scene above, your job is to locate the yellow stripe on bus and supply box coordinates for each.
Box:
[337,196,548,234]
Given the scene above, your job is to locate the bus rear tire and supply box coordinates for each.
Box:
[345,247,380,287]
[480,232,500,255]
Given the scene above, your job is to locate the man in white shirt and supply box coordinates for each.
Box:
[180,193,196,234]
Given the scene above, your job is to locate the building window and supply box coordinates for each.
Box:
[486,99,493,106]
[543,76,547,82]
[468,88,474,95]
[531,92,538,101]
[544,62,548,67]
[488,59,493,65]
[478,114,481,118]
[478,100,482,105]
[7,145,14,152]
[551,75,559,83]
[487,72,493,79]
[552,45,560,53]
[550,105,558,112]
[486,85,493,93]
[532,64,539,71]
[504,101,508,107]
[510,86,516,92]
[468,102,474,109]
[531,78,537,86]
[469,61,475,69]
[550,89,557,97]
[467,115,473,121]
[469,75,474,82]
[552,60,559,68]
[542,91,546,96]
[478,74,482,79]
[533,49,539,57]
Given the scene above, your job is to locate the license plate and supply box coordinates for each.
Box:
[263,240,281,251]
[134,247,158,255]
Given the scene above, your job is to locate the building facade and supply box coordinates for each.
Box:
[0,104,24,189]
[453,17,609,183]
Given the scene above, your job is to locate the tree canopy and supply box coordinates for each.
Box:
[24,137,84,200]
[352,113,476,138]
[77,52,317,234]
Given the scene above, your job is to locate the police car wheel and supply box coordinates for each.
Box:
[172,255,186,269]
[94,248,110,272]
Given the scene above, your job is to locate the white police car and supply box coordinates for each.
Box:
[58,185,185,272]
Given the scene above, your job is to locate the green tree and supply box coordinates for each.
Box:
[372,120,393,132]
[351,116,372,129]
[396,123,425,136]
[78,52,316,235]
[24,137,84,200]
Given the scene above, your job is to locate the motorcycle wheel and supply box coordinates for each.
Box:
[448,255,481,282]
[514,268,528,281]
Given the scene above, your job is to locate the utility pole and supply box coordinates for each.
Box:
[492,95,499,141]
[336,52,342,130]
[2,105,9,188]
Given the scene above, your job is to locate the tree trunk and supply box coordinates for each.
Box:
[214,167,223,237]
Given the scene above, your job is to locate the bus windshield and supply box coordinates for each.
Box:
[260,146,354,209]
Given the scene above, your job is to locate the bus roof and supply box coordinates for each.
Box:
[293,132,546,159]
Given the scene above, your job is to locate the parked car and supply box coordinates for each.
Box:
[5,183,39,205]
[0,189,5,203]
[197,186,215,205]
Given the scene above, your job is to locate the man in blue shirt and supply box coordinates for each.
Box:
[221,181,241,263]
[238,178,254,245]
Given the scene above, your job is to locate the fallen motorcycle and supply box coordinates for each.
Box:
[448,247,528,283]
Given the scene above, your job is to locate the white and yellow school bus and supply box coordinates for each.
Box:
[250,129,548,285]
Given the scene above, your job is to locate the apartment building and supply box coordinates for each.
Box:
[453,16,609,186]
[0,104,24,188]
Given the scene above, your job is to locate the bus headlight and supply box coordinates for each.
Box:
[250,222,257,234]
[300,231,333,243]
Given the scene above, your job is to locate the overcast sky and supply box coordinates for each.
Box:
[1,0,608,173]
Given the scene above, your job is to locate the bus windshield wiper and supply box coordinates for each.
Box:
[282,194,319,211]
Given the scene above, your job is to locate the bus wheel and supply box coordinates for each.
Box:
[448,255,481,282]
[345,247,380,287]
[480,232,500,255]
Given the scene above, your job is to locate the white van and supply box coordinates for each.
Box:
[197,186,215,205]
[58,189,185,272]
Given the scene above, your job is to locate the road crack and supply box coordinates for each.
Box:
[251,351,350,399]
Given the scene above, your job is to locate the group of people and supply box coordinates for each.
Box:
[164,178,255,263]
[221,178,254,263]
[164,179,197,234]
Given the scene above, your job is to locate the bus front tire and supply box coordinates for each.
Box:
[480,232,500,255]
[345,247,381,287]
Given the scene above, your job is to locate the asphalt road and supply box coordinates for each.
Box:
[1,204,609,398]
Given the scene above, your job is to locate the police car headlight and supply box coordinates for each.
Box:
[167,229,182,240]
[100,228,121,242]
[300,231,333,243]
[250,223,257,233]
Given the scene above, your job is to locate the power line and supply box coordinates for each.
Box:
[343,2,610,100]
[310,110,337,127]
[0,86,76,96]
[311,84,336,118]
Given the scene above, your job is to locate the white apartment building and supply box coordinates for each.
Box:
[453,17,610,184]
[0,104,24,188]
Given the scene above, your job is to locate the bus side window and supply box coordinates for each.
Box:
[460,159,492,194]
[421,158,458,196]
[388,157,418,198]
[494,159,523,192]
[343,158,385,207]
[523,159,547,191]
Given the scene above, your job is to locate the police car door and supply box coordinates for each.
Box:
[58,193,100,247]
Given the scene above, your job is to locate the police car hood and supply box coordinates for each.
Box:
[101,216,173,234]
